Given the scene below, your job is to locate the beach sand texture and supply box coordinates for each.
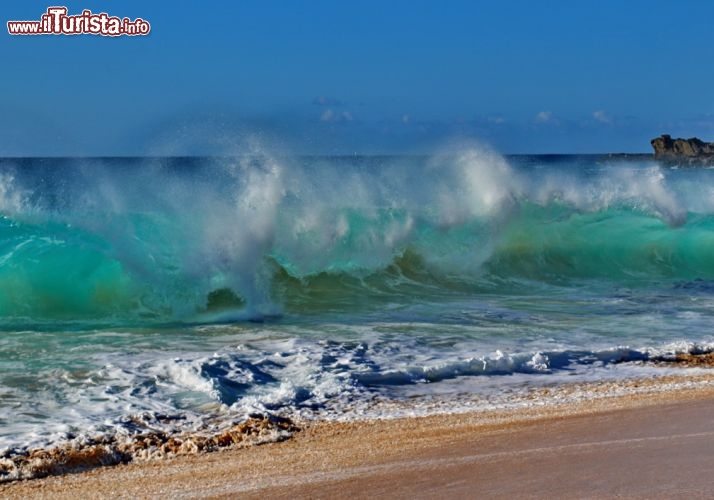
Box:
[3,380,714,499]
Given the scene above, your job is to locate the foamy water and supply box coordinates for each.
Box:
[1,150,714,469]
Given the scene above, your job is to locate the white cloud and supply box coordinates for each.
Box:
[320,109,355,123]
[593,110,611,124]
[401,114,410,124]
[535,111,553,124]
[313,96,342,106]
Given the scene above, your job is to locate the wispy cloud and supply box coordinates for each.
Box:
[313,96,343,106]
[320,108,355,123]
[535,110,554,124]
[593,110,611,124]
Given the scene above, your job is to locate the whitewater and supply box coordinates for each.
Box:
[1,147,714,473]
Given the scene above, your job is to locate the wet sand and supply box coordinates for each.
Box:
[3,378,714,499]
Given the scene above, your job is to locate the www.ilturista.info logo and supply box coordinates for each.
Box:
[7,7,150,36]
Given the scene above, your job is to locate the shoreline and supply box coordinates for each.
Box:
[3,370,714,498]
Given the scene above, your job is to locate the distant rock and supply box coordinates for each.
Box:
[651,134,714,164]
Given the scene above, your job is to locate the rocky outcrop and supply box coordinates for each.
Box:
[651,134,714,164]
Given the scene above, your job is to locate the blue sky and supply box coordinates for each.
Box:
[3,0,714,155]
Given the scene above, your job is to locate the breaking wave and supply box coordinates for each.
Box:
[0,149,712,324]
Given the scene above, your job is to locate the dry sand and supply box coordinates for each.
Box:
[3,375,714,499]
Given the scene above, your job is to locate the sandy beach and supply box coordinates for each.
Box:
[2,374,714,499]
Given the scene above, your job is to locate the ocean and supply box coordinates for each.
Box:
[1,149,713,476]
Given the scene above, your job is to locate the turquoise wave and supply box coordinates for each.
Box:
[485,204,714,280]
[2,201,714,323]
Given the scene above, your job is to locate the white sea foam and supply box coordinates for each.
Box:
[1,317,712,455]
[2,152,714,462]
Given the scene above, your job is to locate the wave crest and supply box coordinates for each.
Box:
[0,150,711,323]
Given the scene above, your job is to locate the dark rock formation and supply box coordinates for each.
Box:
[651,134,714,164]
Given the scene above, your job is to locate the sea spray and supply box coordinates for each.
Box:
[2,151,714,478]
[0,149,709,323]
